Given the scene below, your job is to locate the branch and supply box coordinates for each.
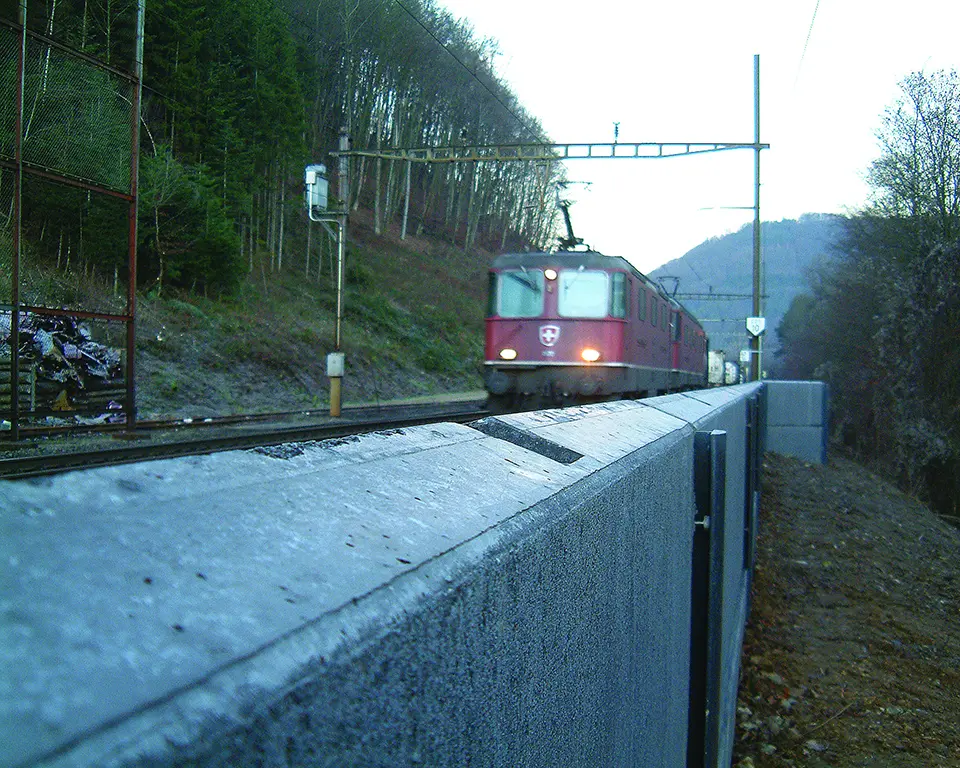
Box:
[805,700,856,734]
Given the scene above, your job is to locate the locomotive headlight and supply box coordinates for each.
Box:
[544,268,558,281]
[581,348,601,362]
[499,348,518,360]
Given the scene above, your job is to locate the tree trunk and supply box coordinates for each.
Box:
[464,162,478,249]
[401,161,411,240]
[374,154,382,234]
[445,166,457,228]
[416,167,435,236]
[105,0,112,64]
[170,42,178,150]
[267,174,276,271]
[277,173,285,272]
[23,0,58,142]
[352,156,366,211]
[384,157,396,232]
[253,203,260,272]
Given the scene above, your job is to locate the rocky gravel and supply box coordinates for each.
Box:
[734,452,960,766]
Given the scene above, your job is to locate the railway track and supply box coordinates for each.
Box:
[0,400,490,480]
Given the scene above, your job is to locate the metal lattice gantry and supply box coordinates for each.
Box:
[338,140,768,164]
[675,293,764,301]
[334,137,769,379]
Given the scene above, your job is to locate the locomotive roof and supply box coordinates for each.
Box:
[492,250,664,297]
[491,250,704,328]
[492,250,636,272]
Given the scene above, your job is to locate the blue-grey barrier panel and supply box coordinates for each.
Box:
[647,384,760,767]
[765,380,829,463]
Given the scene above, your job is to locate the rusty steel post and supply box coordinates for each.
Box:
[124,0,146,432]
[9,0,27,441]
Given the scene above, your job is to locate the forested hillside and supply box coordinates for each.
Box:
[776,70,960,519]
[8,0,563,303]
[137,0,562,294]
[4,0,568,418]
[649,214,843,361]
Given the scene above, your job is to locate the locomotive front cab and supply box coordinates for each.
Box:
[485,255,629,400]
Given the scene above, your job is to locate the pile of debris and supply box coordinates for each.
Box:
[1,311,125,418]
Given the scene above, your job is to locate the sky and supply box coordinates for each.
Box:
[437,0,960,273]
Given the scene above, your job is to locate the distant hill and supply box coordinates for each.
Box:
[649,214,845,362]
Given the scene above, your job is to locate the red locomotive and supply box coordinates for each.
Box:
[484,249,708,409]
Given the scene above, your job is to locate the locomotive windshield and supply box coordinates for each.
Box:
[496,269,545,317]
[558,269,609,318]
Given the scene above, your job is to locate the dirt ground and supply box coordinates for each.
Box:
[733,452,960,767]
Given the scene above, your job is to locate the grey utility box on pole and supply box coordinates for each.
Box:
[305,164,329,213]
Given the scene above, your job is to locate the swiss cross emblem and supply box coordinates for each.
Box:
[539,324,560,346]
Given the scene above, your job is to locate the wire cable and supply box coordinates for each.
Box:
[794,0,821,88]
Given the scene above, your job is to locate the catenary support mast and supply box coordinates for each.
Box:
[751,54,763,382]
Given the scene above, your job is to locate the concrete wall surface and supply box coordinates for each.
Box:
[645,386,759,766]
[1,382,787,768]
[765,380,829,464]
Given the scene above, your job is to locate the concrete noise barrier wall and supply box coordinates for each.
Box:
[765,380,829,464]
[2,382,818,768]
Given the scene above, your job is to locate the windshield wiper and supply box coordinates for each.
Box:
[506,268,540,293]
[562,264,586,293]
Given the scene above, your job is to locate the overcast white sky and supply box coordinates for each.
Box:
[438,0,960,272]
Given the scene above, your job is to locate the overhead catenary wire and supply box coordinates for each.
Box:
[793,0,822,89]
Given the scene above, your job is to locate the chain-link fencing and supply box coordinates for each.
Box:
[1,1,143,437]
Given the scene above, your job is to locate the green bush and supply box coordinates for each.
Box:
[419,343,460,374]
[346,261,376,288]
[138,150,245,297]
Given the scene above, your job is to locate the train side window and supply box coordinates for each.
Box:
[650,296,657,328]
[611,272,627,318]
[487,272,497,317]
[639,292,646,322]
[660,306,667,329]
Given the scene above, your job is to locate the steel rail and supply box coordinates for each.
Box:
[0,404,489,480]
[4,400,487,438]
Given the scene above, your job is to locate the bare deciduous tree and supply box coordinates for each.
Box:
[779,69,960,516]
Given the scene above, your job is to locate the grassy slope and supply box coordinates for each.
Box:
[134,211,492,418]
[4,214,493,420]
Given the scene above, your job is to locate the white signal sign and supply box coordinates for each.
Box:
[745,316,766,337]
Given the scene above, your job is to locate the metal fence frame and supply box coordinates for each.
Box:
[1,0,145,440]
